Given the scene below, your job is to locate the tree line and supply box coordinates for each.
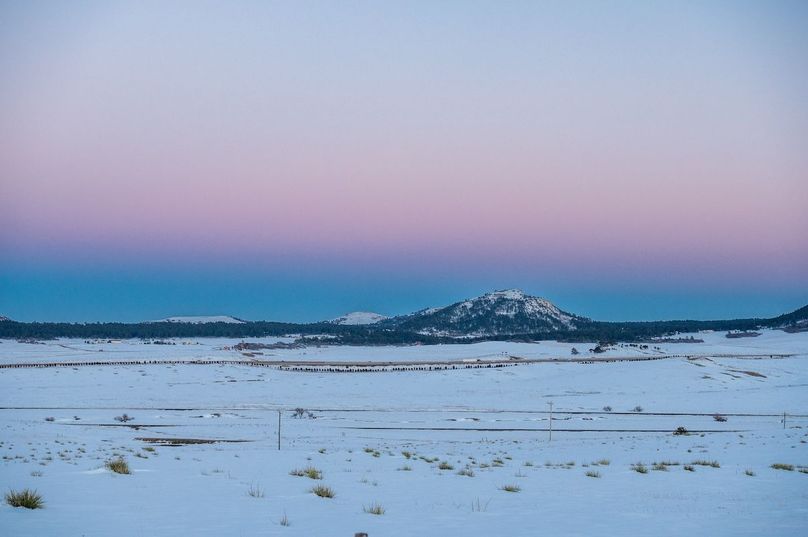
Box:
[0,304,804,343]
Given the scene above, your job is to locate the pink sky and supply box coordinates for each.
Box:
[1,1,806,321]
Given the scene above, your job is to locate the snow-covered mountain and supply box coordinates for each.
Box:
[330,312,389,325]
[384,289,589,336]
[155,315,245,324]
[0,316,10,322]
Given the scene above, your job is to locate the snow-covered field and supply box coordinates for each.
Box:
[1,330,807,536]
[1,329,801,365]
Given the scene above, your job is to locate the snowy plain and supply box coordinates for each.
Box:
[1,330,806,536]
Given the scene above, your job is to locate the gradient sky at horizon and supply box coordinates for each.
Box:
[1,0,807,322]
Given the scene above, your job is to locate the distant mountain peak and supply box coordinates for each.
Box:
[330,311,388,325]
[0,315,11,322]
[484,289,526,299]
[386,289,589,336]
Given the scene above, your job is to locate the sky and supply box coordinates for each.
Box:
[1,0,807,323]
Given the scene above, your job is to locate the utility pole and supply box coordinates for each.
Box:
[783,411,787,430]
[548,401,553,442]
[278,410,282,450]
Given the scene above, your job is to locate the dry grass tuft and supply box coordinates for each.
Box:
[5,489,44,509]
[363,502,385,515]
[290,466,323,480]
[106,457,130,475]
[310,484,335,498]
[247,483,265,498]
[631,463,648,474]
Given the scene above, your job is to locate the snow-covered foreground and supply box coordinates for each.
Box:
[1,331,807,536]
